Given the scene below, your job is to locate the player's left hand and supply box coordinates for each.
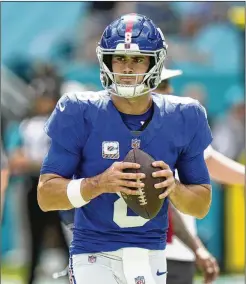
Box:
[152,161,176,199]
[195,247,220,284]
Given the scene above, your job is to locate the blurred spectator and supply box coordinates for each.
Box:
[61,2,110,89]
[60,80,88,95]
[4,55,35,84]
[49,37,76,68]
[135,2,243,74]
[193,21,243,74]
[29,62,62,101]
[76,1,118,63]
[7,63,69,284]
[158,3,212,70]
[212,85,245,160]
[2,119,25,260]
[136,2,180,35]
[180,83,213,125]
[88,1,116,14]
[180,83,208,107]
[63,1,138,89]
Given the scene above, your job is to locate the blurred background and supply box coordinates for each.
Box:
[1,1,245,284]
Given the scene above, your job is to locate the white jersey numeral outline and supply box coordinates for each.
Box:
[113,195,149,228]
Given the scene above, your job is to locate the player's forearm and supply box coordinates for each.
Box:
[38,174,74,211]
[171,207,206,255]
[170,205,199,253]
[37,174,103,212]
[169,180,211,219]
[206,152,245,185]
[170,206,197,251]
[193,236,212,260]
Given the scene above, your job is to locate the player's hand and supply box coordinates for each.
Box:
[96,161,146,196]
[195,247,220,284]
[152,161,176,199]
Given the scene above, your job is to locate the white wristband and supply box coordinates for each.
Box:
[67,178,89,208]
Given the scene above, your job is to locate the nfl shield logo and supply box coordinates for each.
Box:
[88,255,97,263]
[131,138,141,149]
[135,276,145,284]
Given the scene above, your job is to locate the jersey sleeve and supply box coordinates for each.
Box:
[41,93,88,178]
[176,152,210,185]
[176,102,212,185]
[44,93,88,155]
[40,140,81,178]
[180,102,213,159]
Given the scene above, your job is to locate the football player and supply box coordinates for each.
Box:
[53,68,245,284]
[38,14,212,284]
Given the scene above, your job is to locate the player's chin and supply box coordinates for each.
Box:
[119,80,136,85]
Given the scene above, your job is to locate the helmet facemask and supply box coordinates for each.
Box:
[97,46,167,98]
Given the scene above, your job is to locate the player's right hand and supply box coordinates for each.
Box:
[97,162,146,196]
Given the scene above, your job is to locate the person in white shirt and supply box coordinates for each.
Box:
[156,68,245,284]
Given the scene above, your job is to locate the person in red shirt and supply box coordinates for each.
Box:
[167,207,173,243]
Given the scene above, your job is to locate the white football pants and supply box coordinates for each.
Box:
[69,248,167,284]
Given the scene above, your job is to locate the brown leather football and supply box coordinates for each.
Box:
[122,148,166,219]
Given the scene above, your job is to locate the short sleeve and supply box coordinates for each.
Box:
[40,140,80,178]
[44,93,88,155]
[180,103,213,161]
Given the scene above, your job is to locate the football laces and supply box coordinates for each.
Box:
[137,179,147,206]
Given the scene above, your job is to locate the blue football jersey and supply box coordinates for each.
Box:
[41,90,212,255]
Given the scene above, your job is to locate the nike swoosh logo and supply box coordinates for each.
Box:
[156,270,167,276]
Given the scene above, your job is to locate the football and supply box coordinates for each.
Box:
[122,148,166,219]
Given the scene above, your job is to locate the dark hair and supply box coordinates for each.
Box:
[158,79,169,90]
